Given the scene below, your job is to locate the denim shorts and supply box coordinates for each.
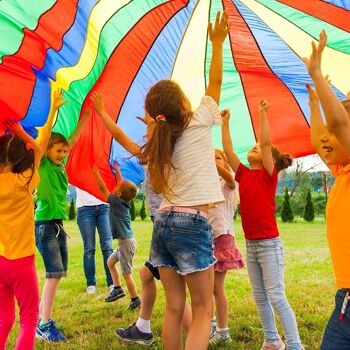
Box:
[35,220,68,278]
[321,289,350,349]
[149,210,216,275]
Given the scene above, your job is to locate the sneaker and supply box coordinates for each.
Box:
[105,287,126,302]
[261,338,285,350]
[128,297,141,311]
[209,330,232,346]
[210,319,217,337]
[115,323,154,346]
[36,320,66,342]
[86,285,96,294]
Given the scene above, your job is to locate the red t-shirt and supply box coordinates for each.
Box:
[235,163,279,240]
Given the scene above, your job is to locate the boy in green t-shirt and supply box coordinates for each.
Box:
[35,89,90,342]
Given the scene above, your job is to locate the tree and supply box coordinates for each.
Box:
[68,198,76,220]
[140,199,147,220]
[281,186,294,222]
[130,200,136,221]
[282,156,323,198]
[303,189,315,222]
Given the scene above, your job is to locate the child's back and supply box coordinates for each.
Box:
[0,126,41,350]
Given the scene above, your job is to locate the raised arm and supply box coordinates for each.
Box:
[93,165,110,201]
[206,11,229,104]
[216,161,235,189]
[91,91,141,157]
[6,120,42,168]
[112,162,123,183]
[67,106,91,152]
[221,109,240,173]
[304,30,350,155]
[258,100,274,176]
[39,88,67,156]
[306,83,327,165]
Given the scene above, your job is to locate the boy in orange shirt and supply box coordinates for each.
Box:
[305,30,350,349]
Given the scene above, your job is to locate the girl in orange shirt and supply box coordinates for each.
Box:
[0,121,41,350]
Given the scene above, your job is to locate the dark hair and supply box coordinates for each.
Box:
[140,80,192,197]
[0,134,35,181]
[271,145,293,172]
[48,132,69,150]
[119,180,137,202]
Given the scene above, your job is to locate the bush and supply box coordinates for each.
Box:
[281,186,294,222]
[140,199,147,220]
[130,200,136,221]
[68,198,76,220]
[303,188,315,222]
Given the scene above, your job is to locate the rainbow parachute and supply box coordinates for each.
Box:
[0,0,348,198]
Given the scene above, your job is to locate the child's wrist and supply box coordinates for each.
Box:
[212,42,223,49]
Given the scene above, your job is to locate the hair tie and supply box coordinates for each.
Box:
[26,143,34,151]
[156,114,166,122]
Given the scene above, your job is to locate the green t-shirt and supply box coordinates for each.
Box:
[35,156,68,221]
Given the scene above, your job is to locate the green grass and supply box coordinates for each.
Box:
[8,219,334,349]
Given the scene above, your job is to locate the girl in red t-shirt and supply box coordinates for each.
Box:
[221,101,304,350]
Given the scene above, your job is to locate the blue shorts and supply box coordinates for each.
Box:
[35,220,68,278]
[149,210,216,275]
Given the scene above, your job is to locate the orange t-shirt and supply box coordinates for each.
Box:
[0,168,40,260]
[327,164,350,288]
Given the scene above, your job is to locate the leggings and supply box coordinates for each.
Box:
[0,255,39,350]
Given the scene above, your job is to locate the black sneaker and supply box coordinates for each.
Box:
[128,297,141,310]
[115,323,154,346]
[105,288,126,302]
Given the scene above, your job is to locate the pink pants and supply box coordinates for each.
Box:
[0,255,39,350]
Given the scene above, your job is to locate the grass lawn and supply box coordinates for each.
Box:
[8,218,334,349]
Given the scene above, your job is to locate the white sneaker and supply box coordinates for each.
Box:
[261,338,285,350]
[209,330,232,346]
[86,285,96,294]
[108,285,114,292]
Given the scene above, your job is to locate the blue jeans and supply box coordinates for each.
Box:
[77,205,113,286]
[35,220,68,278]
[150,210,215,275]
[321,289,350,349]
[246,238,301,350]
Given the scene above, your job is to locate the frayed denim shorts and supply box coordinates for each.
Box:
[149,210,216,275]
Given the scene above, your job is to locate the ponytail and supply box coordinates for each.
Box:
[140,80,191,197]
[271,145,293,172]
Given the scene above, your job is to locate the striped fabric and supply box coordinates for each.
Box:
[159,96,224,209]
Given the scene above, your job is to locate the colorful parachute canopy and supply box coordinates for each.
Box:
[0,0,348,199]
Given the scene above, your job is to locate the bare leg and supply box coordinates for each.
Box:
[139,266,156,320]
[107,256,121,287]
[213,271,228,329]
[39,278,61,323]
[159,267,186,350]
[181,303,192,335]
[184,267,214,350]
[123,274,138,299]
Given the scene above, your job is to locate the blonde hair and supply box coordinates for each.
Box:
[215,149,231,171]
[119,180,137,202]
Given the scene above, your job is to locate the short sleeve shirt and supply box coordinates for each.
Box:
[35,157,68,221]
[0,168,40,259]
[208,177,235,238]
[108,194,133,239]
[235,163,279,240]
[160,96,224,209]
[326,164,350,288]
